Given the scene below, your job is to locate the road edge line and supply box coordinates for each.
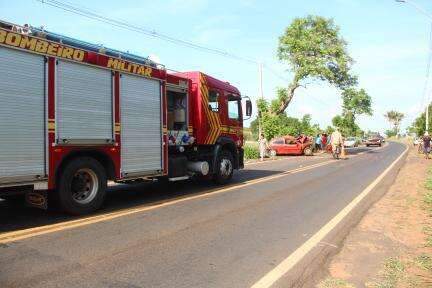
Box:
[250,142,408,288]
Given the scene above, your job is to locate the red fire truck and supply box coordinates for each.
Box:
[0,21,252,214]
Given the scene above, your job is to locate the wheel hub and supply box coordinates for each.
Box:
[220,158,233,178]
[71,168,98,204]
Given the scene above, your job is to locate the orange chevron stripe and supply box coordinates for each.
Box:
[200,79,212,144]
[200,74,220,144]
[205,77,222,143]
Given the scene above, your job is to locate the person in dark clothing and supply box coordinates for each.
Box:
[423,132,431,159]
[315,134,322,151]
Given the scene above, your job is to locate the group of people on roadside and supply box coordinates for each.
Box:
[314,129,344,153]
[314,133,328,152]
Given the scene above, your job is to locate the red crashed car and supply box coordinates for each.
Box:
[269,135,314,156]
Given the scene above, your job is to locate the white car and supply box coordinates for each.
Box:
[344,137,359,148]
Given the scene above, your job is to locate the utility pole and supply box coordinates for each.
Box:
[258,63,264,137]
[396,0,432,133]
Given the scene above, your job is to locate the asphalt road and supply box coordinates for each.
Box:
[0,142,406,288]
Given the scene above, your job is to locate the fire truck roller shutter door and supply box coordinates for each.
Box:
[120,74,162,175]
[0,47,45,183]
[57,60,113,143]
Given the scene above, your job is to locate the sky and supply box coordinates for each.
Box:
[2,0,432,134]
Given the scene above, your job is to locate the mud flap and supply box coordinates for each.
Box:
[25,190,48,210]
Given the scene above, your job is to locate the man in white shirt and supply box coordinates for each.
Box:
[330,128,343,153]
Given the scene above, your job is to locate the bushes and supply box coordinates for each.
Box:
[385,129,397,138]
[244,145,260,159]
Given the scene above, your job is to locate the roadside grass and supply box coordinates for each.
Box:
[366,256,432,288]
[367,258,405,288]
[318,277,355,288]
[424,167,432,250]
[244,142,260,160]
[245,140,259,149]
[423,226,432,248]
[414,254,432,271]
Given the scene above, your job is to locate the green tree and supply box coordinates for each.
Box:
[325,126,335,135]
[342,88,372,117]
[332,113,363,137]
[384,110,404,136]
[411,104,431,136]
[250,110,320,140]
[274,15,357,114]
[331,88,371,137]
[385,129,397,138]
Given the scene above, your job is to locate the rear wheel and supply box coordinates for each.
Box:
[57,157,107,215]
[213,150,234,185]
[270,149,277,157]
[332,146,340,159]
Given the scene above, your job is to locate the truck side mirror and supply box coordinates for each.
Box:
[245,100,252,117]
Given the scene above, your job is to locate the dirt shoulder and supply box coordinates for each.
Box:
[318,144,432,287]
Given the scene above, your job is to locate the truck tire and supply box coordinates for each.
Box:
[213,150,234,185]
[57,157,107,215]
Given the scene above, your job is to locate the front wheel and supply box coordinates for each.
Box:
[303,147,313,156]
[213,150,234,185]
[332,146,340,159]
[56,157,107,215]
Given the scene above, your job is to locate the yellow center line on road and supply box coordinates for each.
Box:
[0,160,337,244]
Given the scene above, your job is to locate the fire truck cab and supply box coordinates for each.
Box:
[0,20,252,214]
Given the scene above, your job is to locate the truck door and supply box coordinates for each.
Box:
[120,74,162,177]
[0,47,46,184]
[226,94,242,142]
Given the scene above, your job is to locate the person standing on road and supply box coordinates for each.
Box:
[423,132,431,159]
[258,133,268,162]
[321,133,328,150]
[330,128,343,153]
[315,134,322,151]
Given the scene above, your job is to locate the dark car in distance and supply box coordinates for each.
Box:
[365,134,382,147]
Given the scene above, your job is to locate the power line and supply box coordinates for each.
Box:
[262,64,290,82]
[421,22,432,112]
[36,0,259,64]
[36,0,327,108]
